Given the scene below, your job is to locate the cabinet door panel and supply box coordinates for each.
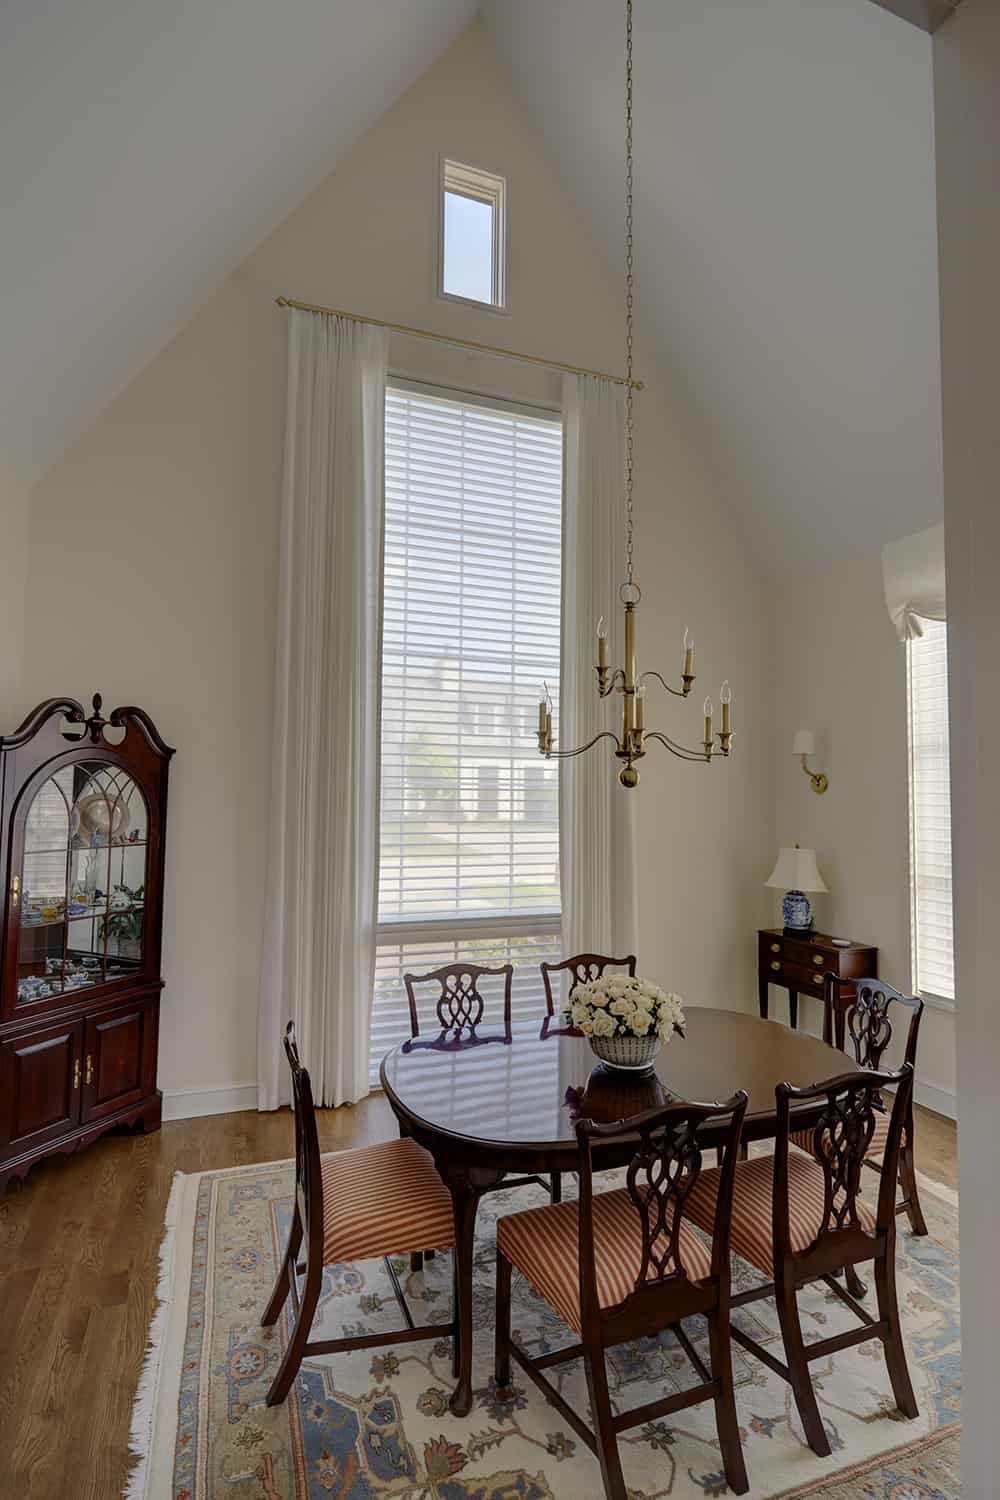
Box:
[0,1021,82,1151]
[82,999,156,1122]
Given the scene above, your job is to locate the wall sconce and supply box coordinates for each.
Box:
[793,730,828,794]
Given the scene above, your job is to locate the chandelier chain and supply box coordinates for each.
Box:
[624,0,635,588]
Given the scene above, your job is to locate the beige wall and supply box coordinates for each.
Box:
[22,22,773,1103]
[934,0,1000,1487]
[0,466,28,721]
[772,549,955,1112]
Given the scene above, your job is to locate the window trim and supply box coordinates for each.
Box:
[906,620,955,1010]
[436,156,508,314]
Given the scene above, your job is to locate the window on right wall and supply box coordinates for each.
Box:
[907,617,955,1003]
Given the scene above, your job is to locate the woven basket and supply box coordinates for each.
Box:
[588,1031,662,1073]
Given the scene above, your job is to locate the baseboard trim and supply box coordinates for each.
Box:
[915,1078,956,1121]
[162,1082,258,1121]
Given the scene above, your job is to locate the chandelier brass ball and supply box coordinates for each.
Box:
[619,765,639,789]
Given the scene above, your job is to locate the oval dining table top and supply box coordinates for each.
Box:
[380,1005,861,1154]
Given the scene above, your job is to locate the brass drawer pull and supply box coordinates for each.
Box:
[85,1054,93,1086]
[770,960,781,972]
[73,1058,81,1090]
[770,942,781,953]
[813,954,824,966]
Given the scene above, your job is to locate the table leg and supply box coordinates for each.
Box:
[788,989,798,1030]
[758,976,769,1020]
[448,1175,483,1417]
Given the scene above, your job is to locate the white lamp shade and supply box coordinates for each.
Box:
[765,846,828,893]
[792,729,815,756]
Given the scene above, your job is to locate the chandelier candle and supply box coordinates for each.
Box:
[534,0,737,788]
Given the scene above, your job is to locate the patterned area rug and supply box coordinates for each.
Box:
[127,1160,960,1499]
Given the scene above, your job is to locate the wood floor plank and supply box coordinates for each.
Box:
[0,1090,955,1500]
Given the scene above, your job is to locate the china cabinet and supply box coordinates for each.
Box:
[0,695,173,1190]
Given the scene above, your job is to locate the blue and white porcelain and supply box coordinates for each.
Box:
[782,888,813,932]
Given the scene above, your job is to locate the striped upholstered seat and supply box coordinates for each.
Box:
[320,1137,455,1265]
[790,1109,891,1162]
[496,1186,713,1335]
[684,1153,876,1279]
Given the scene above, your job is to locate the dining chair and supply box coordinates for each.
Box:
[494,1090,751,1499]
[792,975,927,1237]
[402,960,554,1266]
[404,959,513,1040]
[684,1063,918,1458]
[539,952,638,1205]
[261,1021,457,1405]
[539,952,637,1019]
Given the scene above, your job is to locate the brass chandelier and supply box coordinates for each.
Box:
[537,0,734,789]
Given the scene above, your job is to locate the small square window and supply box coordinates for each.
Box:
[439,159,506,310]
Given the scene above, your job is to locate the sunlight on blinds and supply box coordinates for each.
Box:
[370,384,562,1083]
[907,618,954,1002]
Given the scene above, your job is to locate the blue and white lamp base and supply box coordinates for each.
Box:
[782,888,813,934]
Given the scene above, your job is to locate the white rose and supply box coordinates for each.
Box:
[570,1001,590,1026]
[590,1009,616,1037]
[631,1009,653,1035]
[580,1018,595,1036]
[609,996,635,1017]
[590,989,610,1007]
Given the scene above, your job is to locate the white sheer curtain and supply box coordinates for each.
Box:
[559,373,637,961]
[257,310,387,1109]
[882,523,946,641]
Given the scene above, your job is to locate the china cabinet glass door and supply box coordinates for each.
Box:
[17,760,148,1006]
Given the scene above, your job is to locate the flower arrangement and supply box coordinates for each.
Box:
[565,976,685,1043]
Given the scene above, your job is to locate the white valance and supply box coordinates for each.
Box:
[881,522,946,642]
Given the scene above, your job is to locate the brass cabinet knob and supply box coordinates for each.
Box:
[770,942,781,953]
[813,954,823,966]
[813,972,822,984]
[770,960,781,972]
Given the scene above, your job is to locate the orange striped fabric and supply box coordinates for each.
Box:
[496,1188,713,1335]
[790,1111,892,1161]
[320,1137,455,1265]
[684,1154,876,1279]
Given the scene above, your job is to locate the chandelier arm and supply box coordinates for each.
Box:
[638,669,688,699]
[543,731,622,761]
[641,731,721,763]
[597,668,626,698]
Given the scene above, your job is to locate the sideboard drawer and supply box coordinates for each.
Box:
[768,960,829,991]
[782,940,832,970]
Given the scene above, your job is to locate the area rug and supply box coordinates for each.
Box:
[126,1160,960,1500]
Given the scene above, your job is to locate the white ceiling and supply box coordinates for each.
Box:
[2,0,944,566]
[483,0,943,566]
[0,0,476,488]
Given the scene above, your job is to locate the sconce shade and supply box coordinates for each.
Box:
[792,729,815,756]
[765,845,828,893]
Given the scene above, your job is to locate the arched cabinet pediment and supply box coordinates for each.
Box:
[0,696,173,1190]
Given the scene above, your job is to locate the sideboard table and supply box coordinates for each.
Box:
[757,928,877,1031]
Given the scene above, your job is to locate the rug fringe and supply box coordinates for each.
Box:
[123,1171,186,1500]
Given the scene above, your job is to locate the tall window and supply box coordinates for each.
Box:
[439,159,507,310]
[907,618,954,1002]
[371,383,561,1080]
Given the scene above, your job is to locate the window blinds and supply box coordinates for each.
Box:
[371,383,563,1082]
[907,618,954,1002]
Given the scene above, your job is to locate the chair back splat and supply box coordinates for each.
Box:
[540,952,637,1018]
[404,961,513,1040]
[576,1092,747,1339]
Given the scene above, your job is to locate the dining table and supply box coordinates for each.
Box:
[380,1005,863,1416]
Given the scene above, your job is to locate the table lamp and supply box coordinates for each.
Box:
[765,844,827,935]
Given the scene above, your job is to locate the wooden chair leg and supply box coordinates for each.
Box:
[875,1248,919,1419]
[550,1172,562,1204]
[261,1207,302,1327]
[844,1263,868,1300]
[899,1127,929,1236]
[494,1250,512,1387]
[410,1251,424,1272]
[775,1278,830,1457]
[266,1250,321,1406]
[707,1308,749,1495]
[584,1348,628,1500]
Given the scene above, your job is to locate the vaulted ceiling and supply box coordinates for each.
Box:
[2,0,943,566]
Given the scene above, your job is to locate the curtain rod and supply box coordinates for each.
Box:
[274,296,643,391]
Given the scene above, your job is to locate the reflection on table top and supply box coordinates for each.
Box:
[380,1007,860,1150]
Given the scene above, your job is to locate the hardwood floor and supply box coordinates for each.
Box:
[0,1097,957,1500]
